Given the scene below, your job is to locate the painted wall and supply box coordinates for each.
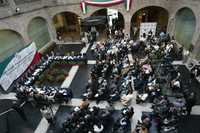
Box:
[0,30,24,62]
[0,0,199,60]
[130,6,169,38]
[28,17,51,49]
[175,8,196,50]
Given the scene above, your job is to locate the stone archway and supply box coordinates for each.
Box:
[89,8,125,40]
[28,17,51,49]
[0,29,25,62]
[53,12,81,42]
[130,6,169,39]
[174,7,196,50]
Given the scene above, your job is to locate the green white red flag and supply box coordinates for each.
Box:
[80,0,133,14]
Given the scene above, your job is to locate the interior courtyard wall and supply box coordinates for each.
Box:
[0,0,200,58]
[166,0,200,58]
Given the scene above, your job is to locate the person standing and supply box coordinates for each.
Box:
[185,92,196,115]
[40,105,55,124]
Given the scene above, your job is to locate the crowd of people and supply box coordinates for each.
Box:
[83,38,134,105]
[16,85,73,107]
[81,29,197,133]
[152,96,187,132]
[15,51,88,106]
[13,50,87,124]
[83,29,178,105]
[20,52,86,87]
[11,27,197,133]
[62,99,134,133]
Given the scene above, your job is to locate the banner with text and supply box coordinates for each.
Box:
[0,42,37,91]
[139,22,157,39]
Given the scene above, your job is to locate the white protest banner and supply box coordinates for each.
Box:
[139,22,157,39]
[0,42,37,91]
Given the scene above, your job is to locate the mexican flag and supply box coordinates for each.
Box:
[84,0,124,7]
[124,0,132,11]
[80,0,87,14]
[0,42,41,91]
[80,0,133,14]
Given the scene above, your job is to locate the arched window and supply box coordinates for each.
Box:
[89,8,125,40]
[53,12,81,42]
[91,8,125,30]
[0,30,24,62]
[131,6,169,39]
[175,7,196,49]
[28,17,51,49]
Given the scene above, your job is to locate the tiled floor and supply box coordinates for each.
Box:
[178,115,200,133]
[0,102,42,133]
[69,65,92,98]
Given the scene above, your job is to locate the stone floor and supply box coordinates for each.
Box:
[0,102,42,133]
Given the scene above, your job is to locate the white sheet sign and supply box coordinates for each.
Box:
[139,22,157,39]
[0,42,37,91]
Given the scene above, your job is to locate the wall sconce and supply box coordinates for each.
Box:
[15,7,20,13]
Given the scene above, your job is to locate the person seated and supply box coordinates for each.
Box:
[67,55,73,60]
[171,79,181,92]
[80,98,90,110]
[93,124,104,133]
[121,89,134,106]
[141,114,152,130]
[140,33,147,42]
[72,121,85,133]
[191,65,200,78]
[147,30,153,40]
[134,121,149,133]
[141,127,149,133]
[83,88,93,99]
[142,63,152,75]
[109,90,120,103]
[63,119,72,132]
[94,86,107,103]
[121,107,134,119]
[113,116,130,133]
[170,70,181,91]
[120,117,129,128]
[46,92,55,102]
[99,109,112,125]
